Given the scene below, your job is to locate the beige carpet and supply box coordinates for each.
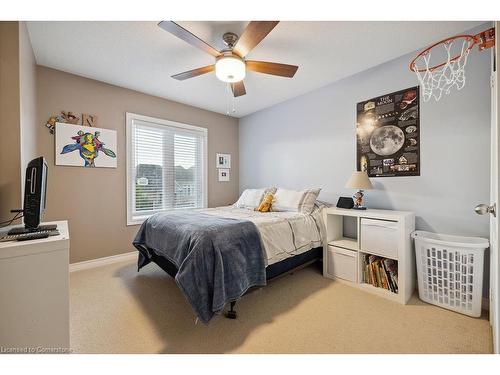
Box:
[70,259,493,354]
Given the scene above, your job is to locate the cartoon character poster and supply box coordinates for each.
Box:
[55,122,117,168]
[356,86,420,177]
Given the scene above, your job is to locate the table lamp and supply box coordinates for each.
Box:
[345,171,373,210]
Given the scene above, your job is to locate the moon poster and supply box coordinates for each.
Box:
[356,86,420,177]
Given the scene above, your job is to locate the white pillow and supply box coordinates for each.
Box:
[272,188,321,214]
[234,189,266,209]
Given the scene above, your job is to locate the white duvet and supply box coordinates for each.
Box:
[199,205,326,266]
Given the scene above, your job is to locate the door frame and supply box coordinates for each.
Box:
[492,21,499,354]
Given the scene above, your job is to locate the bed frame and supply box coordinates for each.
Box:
[139,246,323,320]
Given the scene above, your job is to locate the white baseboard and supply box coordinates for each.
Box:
[70,251,137,272]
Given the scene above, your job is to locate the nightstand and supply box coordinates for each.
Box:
[323,207,415,304]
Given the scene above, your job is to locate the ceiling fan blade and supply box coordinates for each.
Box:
[233,21,279,57]
[246,60,298,78]
[231,81,246,97]
[171,65,215,80]
[158,21,221,57]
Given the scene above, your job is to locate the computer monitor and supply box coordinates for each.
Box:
[23,156,48,229]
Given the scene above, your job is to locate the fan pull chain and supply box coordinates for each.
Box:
[232,91,236,114]
[225,84,236,115]
[226,84,231,115]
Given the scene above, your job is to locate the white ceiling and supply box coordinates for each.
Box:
[27,21,484,118]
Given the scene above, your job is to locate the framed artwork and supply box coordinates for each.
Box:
[216,153,231,168]
[218,168,230,182]
[55,122,117,168]
[356,86,420,177]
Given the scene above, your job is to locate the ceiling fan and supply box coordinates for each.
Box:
[158,21,298,97]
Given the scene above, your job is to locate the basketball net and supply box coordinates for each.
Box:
[411,36,475,102]
[410,28,495,102]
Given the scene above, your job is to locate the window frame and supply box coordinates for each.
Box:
[126,112,208,226]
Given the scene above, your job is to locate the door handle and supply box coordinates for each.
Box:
[475,203,496,217]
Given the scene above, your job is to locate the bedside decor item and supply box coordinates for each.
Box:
[55,122,117,168]
[218,168,230,182]
[216,153,231,168]
[345,171,373,210]
[336,197,354,209]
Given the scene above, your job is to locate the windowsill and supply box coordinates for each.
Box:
[127,205,208,226]
[127,217,148,226]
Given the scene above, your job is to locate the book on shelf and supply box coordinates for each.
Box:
[380,267,389,290]
[381,260,395,293]
[364,266,371,286]
[362,254,398,293]
[383,259,398,293]
[384,258,399,293]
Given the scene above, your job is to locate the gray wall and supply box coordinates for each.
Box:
[240,25,492,240]
[240,24,493,298]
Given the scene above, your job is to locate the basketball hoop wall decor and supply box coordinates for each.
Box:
[410,27,495,102]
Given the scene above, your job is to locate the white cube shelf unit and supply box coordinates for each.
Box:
[323,207,416,304]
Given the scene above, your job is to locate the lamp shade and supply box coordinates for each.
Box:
[215,55,246,83]
[345,171,373,190]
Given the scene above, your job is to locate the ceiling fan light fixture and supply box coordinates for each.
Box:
[215,55,246,83]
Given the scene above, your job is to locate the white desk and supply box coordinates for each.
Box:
[0,221,70,352]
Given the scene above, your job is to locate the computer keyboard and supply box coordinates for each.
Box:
[8,224,58,235]
[0,230,60,242]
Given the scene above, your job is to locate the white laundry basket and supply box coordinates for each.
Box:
[411,231,489,317]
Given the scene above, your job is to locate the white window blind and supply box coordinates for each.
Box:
[126,113,207,225]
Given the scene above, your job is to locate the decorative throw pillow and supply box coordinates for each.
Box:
[255,192,274,212]
[264,186,277,196]
[272,188,321,214]
[234,189,266,209]
[297,188,322,214]
[271,188,303,212]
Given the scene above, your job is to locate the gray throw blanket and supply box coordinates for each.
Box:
[133,211,266,323]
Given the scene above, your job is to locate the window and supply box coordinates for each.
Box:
[126,113,207,225]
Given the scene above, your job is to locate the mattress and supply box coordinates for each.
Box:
[196,204,326,266]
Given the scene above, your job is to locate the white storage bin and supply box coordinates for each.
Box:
[412,230,489,317]
[327,246,357,282]
[360,218,399,259]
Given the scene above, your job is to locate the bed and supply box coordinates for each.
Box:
[133,202,326,323]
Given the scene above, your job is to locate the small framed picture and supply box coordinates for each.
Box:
[218,168,230,182]
[216,153,231,168]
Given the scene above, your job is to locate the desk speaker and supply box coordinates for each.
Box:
[336,197,354,209]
